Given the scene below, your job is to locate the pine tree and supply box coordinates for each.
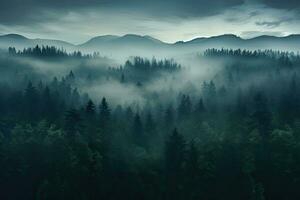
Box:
[184,141,202,200]
[86,99,96,116]
[252,92,271,140]
[145,112,155,134]
[165,105,174,130]
[194,98,205,114]
[99,98,110,127]
[24,81,39,120]
[165,128,186,173]
[64,109,82,138]
[178,95,192,119]
[8,47,16,55]
[132,113,144,146]
[97,97,111,151]
[120,73,125,83]
[164,128,186,200]
[40,86,53,118]
[71,88,80,108]
[66,70,75,84]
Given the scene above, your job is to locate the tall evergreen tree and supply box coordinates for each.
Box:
[132,113,144,147]
[145,112,156,135]
[86,99,96,116]
[184,141,202,200]
[252,92,271,140]
[64,109,82,138]
[164,128,186,200]
[24,81,39,120]
[165,105,174,130]
[194,98,205,115]
[99,98,110,125]
[177,95,192,120]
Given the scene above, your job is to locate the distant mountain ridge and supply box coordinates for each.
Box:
[0,34,75,51]
[1,33,300,56]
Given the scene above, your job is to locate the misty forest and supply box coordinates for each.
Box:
[1,42,300,200]
[2,0,300,198]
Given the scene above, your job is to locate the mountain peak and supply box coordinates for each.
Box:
[120,34,158,41]
[114,34,164,45]
[185,34,241,45]
[88,35,119,42]
[210,34,241,39]
[123,34,142,38]
[1,34,28,40]
[2,33,300,53]
[285,34,300,39]
[120,34,160,41]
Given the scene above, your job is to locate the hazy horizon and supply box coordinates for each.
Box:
[1,0,300,44]
[1,32,300,45]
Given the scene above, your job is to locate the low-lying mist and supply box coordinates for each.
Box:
[1,46,299,110]
[2,45,300,200]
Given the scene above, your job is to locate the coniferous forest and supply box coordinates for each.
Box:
[0,45,300,200]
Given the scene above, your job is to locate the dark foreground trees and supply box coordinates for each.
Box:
[1,48,300,199]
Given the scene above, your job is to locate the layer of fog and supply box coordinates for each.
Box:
[1,49,293,110]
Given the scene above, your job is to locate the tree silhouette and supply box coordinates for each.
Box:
[164,128,186,200]
[132,113,144,147]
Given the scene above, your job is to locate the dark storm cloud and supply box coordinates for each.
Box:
[0,0,104,25]
[109,0,246,17]
[256,21,282,28]
[262,0,300,10]
[0,0,245,25]
[255,17,295,28]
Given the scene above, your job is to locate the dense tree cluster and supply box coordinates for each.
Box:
[1,48,300,199]
[124,56,181,72]
[0,70,90,123]
[108,56,181,84]
[204,48,299,67]
[8,46,100,59]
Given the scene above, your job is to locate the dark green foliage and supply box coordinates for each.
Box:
[24,81,39,120]
[194,97,205,115]
[204,48,294,64]
[64,109,82,137]
[108,56,182,84]
[99,98,110,128]
[132,113,144,146]
[164,129,186,199]
[86,99,96,116]
[184,142,202,200]
[9,45,96,59]
[145,112,156,135]
[2,48,300,200]
[125,56,181,72]
[252,92,271,140]
[177,95,192,119]
[165,105,175,130]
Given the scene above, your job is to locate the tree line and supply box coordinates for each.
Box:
[8,46,101,59]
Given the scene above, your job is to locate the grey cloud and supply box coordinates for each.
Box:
[1,1,300,26]
[0,0,104,25]
[249,11,260,17]
[256,21,283,28]
[0,0,245,25]
[262,0,300,10]
[255,18,294,28]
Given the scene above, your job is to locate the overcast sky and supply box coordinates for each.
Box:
[0,0,300,44]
